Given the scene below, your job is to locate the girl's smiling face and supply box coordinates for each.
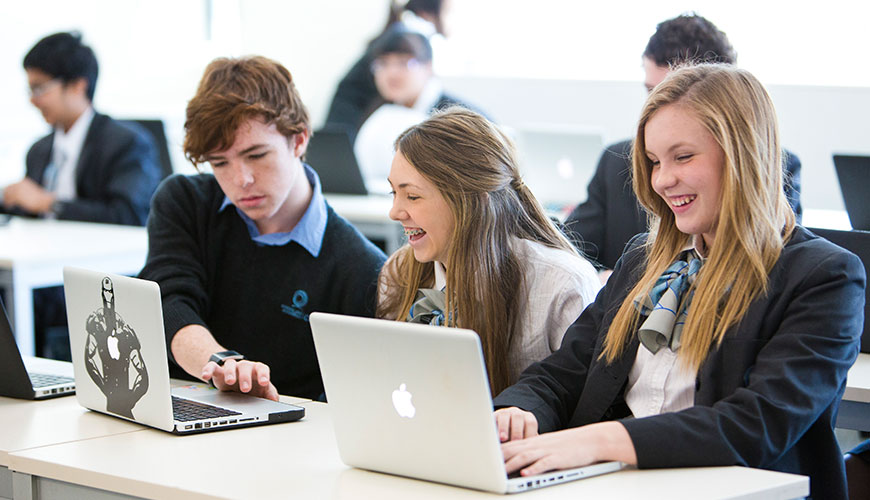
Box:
[388,150,455,264]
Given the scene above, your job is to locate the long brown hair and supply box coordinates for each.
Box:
[602,64,796,370]
[378,107,577,393]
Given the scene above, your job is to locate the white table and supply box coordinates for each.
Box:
[0,218,148,356]
[7,402,808,500]
[325,194,405,254]
[0,375,308,500]
[0,392,142,500]
[838,353,870,431]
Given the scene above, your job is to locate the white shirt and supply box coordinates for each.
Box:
[353,79,445,194]
[377,239,600,383]
[353,104,428,194]
[508,238,600,382]
[48,107,95,201]
[624,237,707,417]
[625,346,696,418]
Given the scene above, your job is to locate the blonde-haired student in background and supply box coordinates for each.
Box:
[378,107,600,395]
[493,64,864,500]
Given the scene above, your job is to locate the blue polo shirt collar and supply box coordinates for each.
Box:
[219,163,327,257]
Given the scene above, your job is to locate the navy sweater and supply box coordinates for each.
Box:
[140,174,386,399]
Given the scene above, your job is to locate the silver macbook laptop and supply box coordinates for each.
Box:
[310,312,623,494]
[63,267,305,434]
[515,125,604,210]
[0,297,75,400]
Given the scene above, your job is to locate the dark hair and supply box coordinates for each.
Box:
[23,31,99,102]
[384,0,447,35]
[369,28,433,64]
[183,56,310,166]
[643,14,736,67]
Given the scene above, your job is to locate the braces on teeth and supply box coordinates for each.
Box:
[404,228,425,236]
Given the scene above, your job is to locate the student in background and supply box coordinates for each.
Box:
[325,0,453,140]
[1,31,161,361]
[494,64,863,500]
[2,31,160,225]
[354,29,479,192]
[378,108,600,395]
[139,56,386,401]
[563,14,802,274]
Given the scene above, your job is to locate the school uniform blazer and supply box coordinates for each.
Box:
[24,112,161,226]
[493,226,865,499]
[563,140,803,269]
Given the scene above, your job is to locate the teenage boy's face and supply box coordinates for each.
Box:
[206,117,309,234]
[26,68,78,127]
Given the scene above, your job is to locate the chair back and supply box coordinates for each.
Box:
[808,227,870,353]
[122,119,173,180]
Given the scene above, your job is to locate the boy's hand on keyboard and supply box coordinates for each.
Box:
[202,359,279,401]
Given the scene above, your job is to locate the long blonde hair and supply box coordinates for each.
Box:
[377,107,577,394]
[602,64,796,369]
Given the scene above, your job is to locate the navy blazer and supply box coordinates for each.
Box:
[24,112,161,226]
[563,139,803,269]
[494,226,864,499]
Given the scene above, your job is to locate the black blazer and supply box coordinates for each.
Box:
[24,112,161,226]
[494,226,865,500]
[563,140,804,269]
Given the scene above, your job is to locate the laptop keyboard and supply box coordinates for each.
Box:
[172,396,242,422]
[29,372,75,388]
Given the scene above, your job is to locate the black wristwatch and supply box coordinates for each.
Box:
[209,350,245,366]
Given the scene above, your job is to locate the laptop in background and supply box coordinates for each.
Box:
[833,154,870,230]
[514,125,604,211]
[310,312,623,494]
[0,297,75,400]
[63,267,305,434]
[306,126,369,196]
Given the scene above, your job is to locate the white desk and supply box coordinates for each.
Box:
[325,194,405,254]
[8,402,808,500]
[0,376,308,500]
[838,353,870,431]
[0,218,148,356]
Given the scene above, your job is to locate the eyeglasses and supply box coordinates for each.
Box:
[28,78,62,98]
[370,57,421,73]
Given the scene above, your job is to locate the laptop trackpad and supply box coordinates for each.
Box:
[172,386,294,412]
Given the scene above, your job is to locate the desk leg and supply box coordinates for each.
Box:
[11,472,33,500]
[1,466,12,500]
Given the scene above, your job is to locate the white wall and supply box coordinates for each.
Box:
[0,0,384,183]
[1,1,867,212]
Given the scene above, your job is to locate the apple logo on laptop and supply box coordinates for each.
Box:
[391,383,416,418]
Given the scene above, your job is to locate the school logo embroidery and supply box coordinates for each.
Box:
[281,290,310,321]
